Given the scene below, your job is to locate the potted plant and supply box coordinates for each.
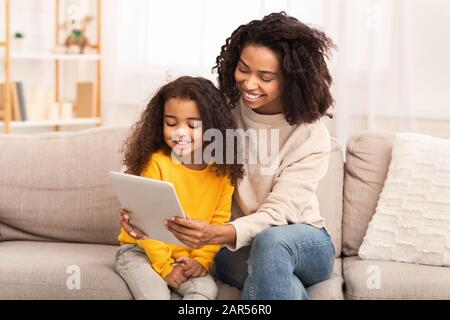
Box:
[11,31,25,52]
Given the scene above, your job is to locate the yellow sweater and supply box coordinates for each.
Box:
[118,150,233,278]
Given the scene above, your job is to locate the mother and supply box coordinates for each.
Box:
[121,12,336,300]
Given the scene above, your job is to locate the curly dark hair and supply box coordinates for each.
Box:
[121,76,245,187]
[214,11,336,125]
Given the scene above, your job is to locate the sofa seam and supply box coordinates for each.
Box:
[348,294,450,300]
[343,267,354,300]
[342,142,356,256]
[0,282,127,294]
[0,127,128,141]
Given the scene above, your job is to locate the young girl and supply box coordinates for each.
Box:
[115,76,244,300]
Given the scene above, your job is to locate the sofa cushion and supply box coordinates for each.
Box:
[305,257,344,300]
[0,126,129,245]
[316,138,344,257]
[342,132,394,256]
[0,241,343,300]
[343,256,450,299]
[0,241,133,299]
[216,258,344,300]
[359,133,450,267]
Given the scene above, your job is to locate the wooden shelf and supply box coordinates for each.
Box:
[9,52,101,61]
[0,118,101,128]
[1,0,102,133]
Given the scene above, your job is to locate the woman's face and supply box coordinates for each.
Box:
[234,43,284,115]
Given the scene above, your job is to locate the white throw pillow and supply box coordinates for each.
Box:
[359,133,450,267]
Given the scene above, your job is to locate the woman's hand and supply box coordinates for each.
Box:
[165,216,237,248]
[165,217,214,248]
[176,256,207,278]
[119,208,148,240]
[164,265,187,289]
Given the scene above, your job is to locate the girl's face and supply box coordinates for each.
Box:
[163,97,203,161]
[234,44,284,115]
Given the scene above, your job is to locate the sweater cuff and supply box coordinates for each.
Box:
[117,228,137,244]
[159,263,175,279]
[192,257,211,272]
[225,220,253,251]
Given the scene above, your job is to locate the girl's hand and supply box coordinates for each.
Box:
[119,208,148,240]
[176,256,207,278]
[164,265,187,289]
[165,217,215,249]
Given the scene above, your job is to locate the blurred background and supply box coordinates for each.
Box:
[1,0,449,146]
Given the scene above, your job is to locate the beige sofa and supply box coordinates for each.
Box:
[0,127,448,300]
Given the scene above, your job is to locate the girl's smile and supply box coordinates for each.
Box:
[172,140,192,149]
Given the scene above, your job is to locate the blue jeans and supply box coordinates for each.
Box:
[214,223,335,300]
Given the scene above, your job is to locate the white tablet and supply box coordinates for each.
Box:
[109,171,187,246]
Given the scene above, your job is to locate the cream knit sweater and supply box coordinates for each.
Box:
[228,100,331,250]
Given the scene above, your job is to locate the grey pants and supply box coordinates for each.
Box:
[115,244,218,300]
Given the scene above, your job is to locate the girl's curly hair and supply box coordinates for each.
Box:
[214,11,336,125]
[121,76,245,187]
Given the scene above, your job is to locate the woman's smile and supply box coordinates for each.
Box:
[241,90,266,103]
[234,44,284,115]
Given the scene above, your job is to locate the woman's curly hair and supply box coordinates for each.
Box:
[214,11,336,125]
[121,76,245,187]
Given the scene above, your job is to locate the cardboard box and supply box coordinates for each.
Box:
[74,82,97,118]
[0,82,22,121]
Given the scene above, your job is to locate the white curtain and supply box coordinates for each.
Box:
[102,0,324,125]
[102,0,450,143]
[322,0,450,144]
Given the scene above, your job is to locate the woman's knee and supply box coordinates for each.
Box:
[251,226,289,254]
[214,247,249,290]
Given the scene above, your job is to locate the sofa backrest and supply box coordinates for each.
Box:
[0,126,130,245]
[342,132,395,256]
[0,126,345,252]
[316,138,344,257]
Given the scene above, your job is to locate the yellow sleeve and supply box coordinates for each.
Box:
[117,227,137,245]
[190,244,222,271]
[211,178,234,225]
[190,178,234,271]
[137,239,175,278]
